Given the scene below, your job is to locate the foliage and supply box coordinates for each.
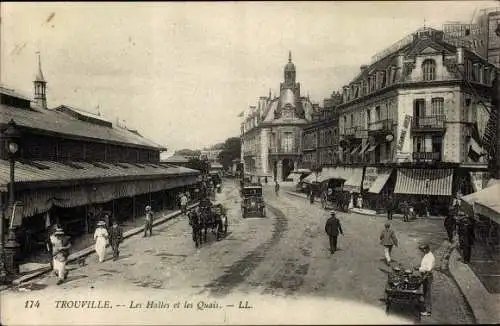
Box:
[174,148,201,158]
[217,137,241,169]
[186,158,211,174]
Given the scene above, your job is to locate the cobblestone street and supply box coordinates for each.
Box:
[1,181,475,324]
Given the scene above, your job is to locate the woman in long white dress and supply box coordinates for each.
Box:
[94,221,109,263]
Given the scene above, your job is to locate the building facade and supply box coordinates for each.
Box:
[241,52,314,181]
[302,93,342,171]
[443,7,500,68]
[0,56,200,259]
[310,27,496,214]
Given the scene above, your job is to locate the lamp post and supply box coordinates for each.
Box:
[1,119,22,279]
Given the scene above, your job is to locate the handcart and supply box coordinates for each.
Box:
[384,266,424,321]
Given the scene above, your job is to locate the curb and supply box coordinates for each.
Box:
[448,248,500,324]
[11,203,198,286]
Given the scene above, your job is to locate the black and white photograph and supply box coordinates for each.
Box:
[1,1,499,325]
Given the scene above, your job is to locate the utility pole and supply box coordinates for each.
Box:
[495,69,500,179]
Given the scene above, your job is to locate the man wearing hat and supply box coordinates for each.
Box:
[415,244,435,317]
[379,223,398,265]
[325,211,343,254]
[50,227,71,285]
[144,205,154,237]
[109,220,123,261]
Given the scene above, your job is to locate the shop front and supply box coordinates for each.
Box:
[363,167,394,212]
[393,168,453,216]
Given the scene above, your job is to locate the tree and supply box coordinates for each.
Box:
[186,158,210,174]
[218,137,241,170]
[174,149,201,158]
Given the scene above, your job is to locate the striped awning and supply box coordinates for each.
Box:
[368,169,393,194]
[343,167,364,193]
[350,145,362,155]
[366,144,378,153]
[394,168,453,196]
[359,143,370,155]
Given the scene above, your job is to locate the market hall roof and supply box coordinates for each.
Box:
[0,100,166,151]
[0,159,200,192]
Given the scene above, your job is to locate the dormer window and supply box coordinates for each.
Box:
[362,80,368,96]
[422,59,436,81]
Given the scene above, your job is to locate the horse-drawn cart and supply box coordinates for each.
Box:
[384,266,424,321]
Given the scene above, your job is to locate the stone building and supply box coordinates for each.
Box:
[0,55,200,258]
[241,52,314,181]
[301,92,342,171]
[315,27,496,214]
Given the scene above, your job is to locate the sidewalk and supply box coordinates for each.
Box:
[285,190,443,220]
[449,248,500,324]
[11,203,198,286]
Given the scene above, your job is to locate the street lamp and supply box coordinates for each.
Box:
[1,119,22,281]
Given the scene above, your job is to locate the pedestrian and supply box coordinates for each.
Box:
[180,193,189,215]
[325,211,344,254]
[348,192,354,210]
[357,194,363,208]
[380,223,398,265]
[386,195,394,220]
[94,221,109,263]
[109,220,123,261]
[401,200,409,222]
[459,216,475,264]
[144,205,154,237]
[275,181,280,196]
[50,227,71,285]
[415,244,435,317]
[265,176,268,184]
[309,189,314,204]
[444,212,456,243]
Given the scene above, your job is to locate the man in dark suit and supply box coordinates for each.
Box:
[325,211,344,254]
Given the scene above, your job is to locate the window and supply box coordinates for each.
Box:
[375,106,381,121]
[414,99,426,117]
[432,136,442,153]
[431,98,444,116]
[282,133,294,153]
[422,59,436,81]
[350,114,354,127]
[413,136,425,152]
[343,116,347,133]
[362,80,368,95]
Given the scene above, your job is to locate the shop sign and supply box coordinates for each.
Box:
[363,167,379,190]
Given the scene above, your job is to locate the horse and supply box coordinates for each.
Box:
[187,210,202,248]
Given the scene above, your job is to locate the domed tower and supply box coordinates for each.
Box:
[33,52,47,109]
[284,51,296,87]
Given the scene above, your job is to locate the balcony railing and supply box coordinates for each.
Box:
[368,119,393,133]
[268,146,300,155]
[243,150,255,157]
[412,115,446,131]
[341,127,367,139]
[342,127,356,136]
[412,151,441,161]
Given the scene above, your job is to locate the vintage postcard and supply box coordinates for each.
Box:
[1,1,499,325]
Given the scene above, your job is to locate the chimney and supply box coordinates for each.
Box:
[360,65,368,72]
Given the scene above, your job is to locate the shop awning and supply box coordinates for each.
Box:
[343,167,364,193]
[366,144,378,153]
[461,184,500,224]
[0,159,200,218]
[368,169,393,194]
[394,168,453,196]
[302,173,317,184]
[350,145,362,155]
[359,143,370,155]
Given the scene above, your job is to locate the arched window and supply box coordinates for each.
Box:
[422,59,436,81]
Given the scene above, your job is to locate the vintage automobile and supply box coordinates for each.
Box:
[241,184,266,218]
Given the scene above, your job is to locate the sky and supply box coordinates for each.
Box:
[1,1,498,155]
